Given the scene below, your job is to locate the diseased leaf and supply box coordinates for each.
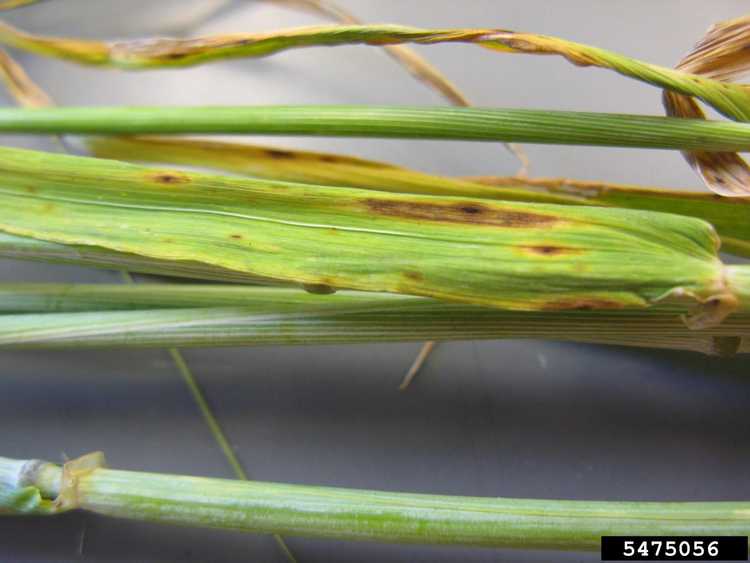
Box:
[664,15,750,196]
[0,21,747,124]
[86,136,565,204]
[88,136,750,258]
[468,175,750,258]
[0,146,746,325]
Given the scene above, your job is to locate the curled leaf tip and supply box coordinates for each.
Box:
[665,15,750,197]
[678,15,750,81]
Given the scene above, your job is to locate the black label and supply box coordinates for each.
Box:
[601,536,748,561]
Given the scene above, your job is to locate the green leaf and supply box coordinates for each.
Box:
[89,136,750,258]
[0,146,746,325]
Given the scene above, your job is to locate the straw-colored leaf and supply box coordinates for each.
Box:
[663,15,750,196]
[0,47,51,107]
[85,136,562,204]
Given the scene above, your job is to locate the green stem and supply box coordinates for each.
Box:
[1,106,750,151]
[2,453,749,551]
[0,285,746,356]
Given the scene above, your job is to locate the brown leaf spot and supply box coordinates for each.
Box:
[265,148,295,160]
[229,234,243,240]
[542,298,624,311]
[161,51,190,61]
[403,270,424,282]
[517,244,583,257]
[303,283,337,295]
[364,198,559,228]
[147,171,191,185]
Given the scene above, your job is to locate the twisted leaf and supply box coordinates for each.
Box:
[664,15,750,196]
[0,21,747,124]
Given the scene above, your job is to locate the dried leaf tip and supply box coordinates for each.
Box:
[677,15,750,81]
[664,15,750,197]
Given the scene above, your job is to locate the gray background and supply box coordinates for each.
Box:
[1,1,749,561]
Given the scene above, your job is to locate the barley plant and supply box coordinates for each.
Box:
[1,1,749,561]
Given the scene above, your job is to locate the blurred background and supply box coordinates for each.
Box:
[0,1,748,561]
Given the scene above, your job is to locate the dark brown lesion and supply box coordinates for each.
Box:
[265,148,296,160]
[147,171,191,185]
[363,198,560,228]
[541,297,624,311]
[229,234,243,240]
[516,244,583,256]
[302,283,337,295]
[403,270,424,282]
[161,51,190,61]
